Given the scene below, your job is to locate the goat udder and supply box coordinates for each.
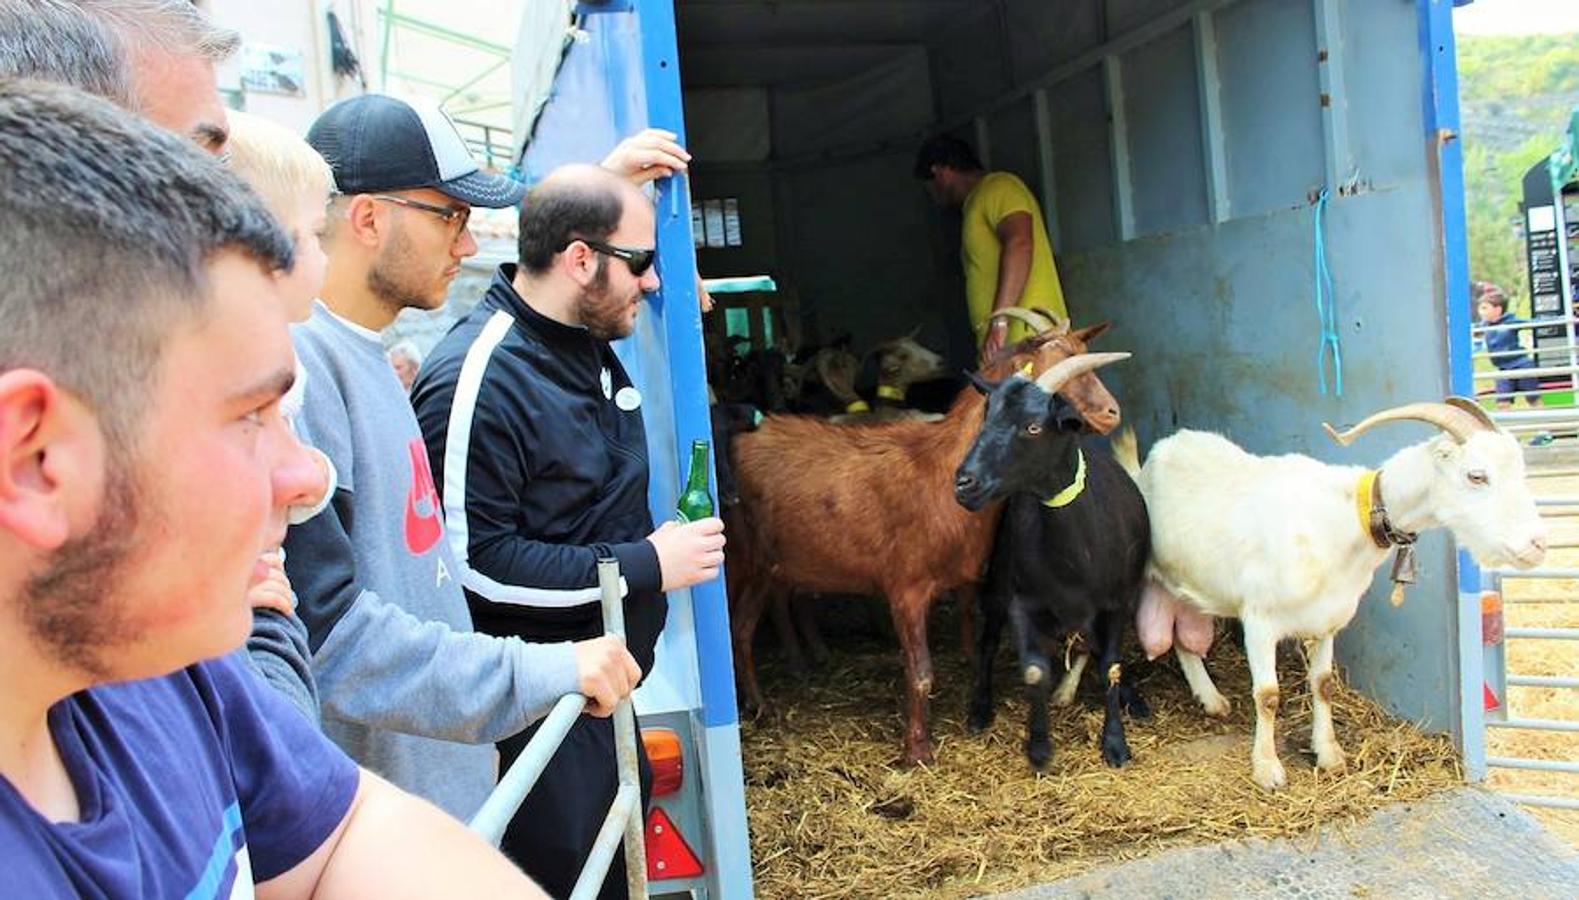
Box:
[1136,580,1176,660]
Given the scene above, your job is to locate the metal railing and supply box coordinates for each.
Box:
[1482,531,1579,809]
[1471,317,1578,447]
[451,116,515,173]
[468,558,648,899]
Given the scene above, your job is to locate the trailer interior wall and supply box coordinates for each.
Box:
[1053,0,1466,735]
[676,0,1472,737]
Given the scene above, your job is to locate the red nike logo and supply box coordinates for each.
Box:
[404,439,443,555]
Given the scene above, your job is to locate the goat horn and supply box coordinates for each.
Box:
[991,307,1057,333]
[1321,399,1495,447]
[1032,351,1132,394]
[1443,395,1499,431]
[815,352,859,403]
[1027,306,1070,334]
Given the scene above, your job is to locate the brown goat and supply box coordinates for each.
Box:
[728,323,1120,765]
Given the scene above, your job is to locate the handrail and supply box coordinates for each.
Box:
[467,558,648,899]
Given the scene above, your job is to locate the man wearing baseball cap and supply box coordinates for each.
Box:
[280,93,643,822]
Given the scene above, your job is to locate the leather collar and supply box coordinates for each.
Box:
[1355,470,1416,549]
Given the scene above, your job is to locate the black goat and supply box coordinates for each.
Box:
[954,367,1150,769]
[709,401,761,508]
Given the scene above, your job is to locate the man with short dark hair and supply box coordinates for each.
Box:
[0,0,239,155]
[411,163,726,898]
[283,95,642,821]
[914,134,1069,360]
[0,78,546,898]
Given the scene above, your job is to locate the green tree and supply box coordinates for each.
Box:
[1458,33,1579,317]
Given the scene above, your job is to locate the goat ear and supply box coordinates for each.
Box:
[1071,322,1112,343]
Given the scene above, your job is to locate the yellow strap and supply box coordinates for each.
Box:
[845,400,871,414]
[876,384,905,402]
[1354,469,1378,537]
[1043,448,1087,508]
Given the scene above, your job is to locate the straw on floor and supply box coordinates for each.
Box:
[740,599,1463,900]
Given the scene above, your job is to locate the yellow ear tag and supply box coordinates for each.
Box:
[1019,362,1034,377]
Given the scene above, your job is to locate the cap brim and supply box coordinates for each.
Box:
[437,169,527,208]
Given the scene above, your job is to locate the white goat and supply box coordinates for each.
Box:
[830,332,949,424]
[1131,399,1546,790]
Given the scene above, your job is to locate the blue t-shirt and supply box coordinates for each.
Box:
[0,653,360,898]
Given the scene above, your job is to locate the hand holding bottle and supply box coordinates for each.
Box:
[648,518,726,591]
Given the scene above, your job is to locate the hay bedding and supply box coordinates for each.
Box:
[740,600,1463,899]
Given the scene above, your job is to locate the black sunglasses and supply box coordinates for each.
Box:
[572,239,656,277]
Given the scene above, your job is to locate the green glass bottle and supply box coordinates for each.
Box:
[676,439,715,523]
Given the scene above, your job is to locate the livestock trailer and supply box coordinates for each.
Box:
[517,0,1488,895]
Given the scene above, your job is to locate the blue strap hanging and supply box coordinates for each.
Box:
[1313,187,1343,396]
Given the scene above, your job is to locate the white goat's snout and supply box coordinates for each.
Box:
[1507,530,1548,569]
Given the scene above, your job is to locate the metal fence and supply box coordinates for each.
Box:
[1480,365,1579,810]
[1472,316,1579,439]
[468,558,649,898]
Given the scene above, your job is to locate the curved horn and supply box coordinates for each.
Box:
[990,307,1057,333]
[1443,395,1499,431]
[1032,352,1132,395]
[815,351,858,403]
[1026,306,1070,334]
[1321,400,1494,447]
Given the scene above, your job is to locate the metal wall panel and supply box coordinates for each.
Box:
[987,95,1043,198]
[931,1,1012,121]
[1214,0,1324,218]
[1005,0,1104,86]
[1120,24,1210,236]
[1059,0,1458,730]
[1051,66,1118,254]
[781,150,960,355]
[1106,0,1201,35]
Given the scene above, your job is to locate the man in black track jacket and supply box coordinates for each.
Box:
[412,164,725,899]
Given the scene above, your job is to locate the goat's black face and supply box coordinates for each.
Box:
[955,378,1081,512]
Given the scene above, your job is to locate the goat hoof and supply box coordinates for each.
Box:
[1050,687,1077,708]
[1315,744,1347,773]
[1253,757,1288,791]
[1201,694,1231,718]
[1101,736,1132,768]
[1025,739,1053,771]
[966,701,995,734]
[899,743,935,768]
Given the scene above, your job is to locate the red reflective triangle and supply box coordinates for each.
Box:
[1484,682,1501,712]
[645,807,704,881]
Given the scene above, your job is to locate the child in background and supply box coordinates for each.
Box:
[226,109,338,720]
[1476,281,1541,410]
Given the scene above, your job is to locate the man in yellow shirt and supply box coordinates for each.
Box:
[914,136,1067,360]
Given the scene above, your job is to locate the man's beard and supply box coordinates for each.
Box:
[367,225,440,314]
[21,456,146,681]
[577,259,637,341]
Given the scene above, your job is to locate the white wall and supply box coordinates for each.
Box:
[205,0,378,133]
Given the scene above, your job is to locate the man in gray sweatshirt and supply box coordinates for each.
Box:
[281,93,642,821]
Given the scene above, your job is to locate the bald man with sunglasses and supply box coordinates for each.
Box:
[411,164,725,898]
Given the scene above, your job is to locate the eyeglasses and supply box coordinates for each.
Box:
[371,194,471,236]
[572,239,656,277]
